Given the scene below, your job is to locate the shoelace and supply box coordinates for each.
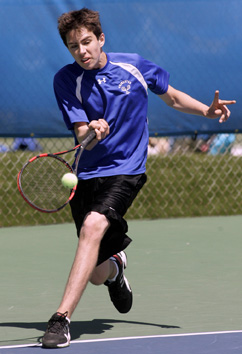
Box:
[48,312,68,334]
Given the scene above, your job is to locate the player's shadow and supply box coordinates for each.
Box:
[71,319,180,339]
[0,319,180,343]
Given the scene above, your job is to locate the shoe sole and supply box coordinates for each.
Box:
[42,333,70,349]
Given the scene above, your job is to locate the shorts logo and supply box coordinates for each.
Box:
[119,80,131,94]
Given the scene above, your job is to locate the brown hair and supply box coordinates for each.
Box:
[58,8,103,47]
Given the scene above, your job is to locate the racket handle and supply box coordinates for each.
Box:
[73,130,96,175]
[81,130,96,149]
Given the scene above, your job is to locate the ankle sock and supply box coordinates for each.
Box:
[107,258,119,283]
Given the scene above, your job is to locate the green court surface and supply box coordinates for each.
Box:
[0,216,242,347]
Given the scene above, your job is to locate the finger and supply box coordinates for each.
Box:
[219,106,230,123]
[213,90,220,105]
[95,122,110,139]
[218,99,236,106]
[95,128,102,140]
[98,119,110,134]
[99,119,109,129]
[98,118,106,125]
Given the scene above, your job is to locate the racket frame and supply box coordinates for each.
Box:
[17,130,96,213]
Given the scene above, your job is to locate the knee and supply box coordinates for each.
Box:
[80,212,110,244]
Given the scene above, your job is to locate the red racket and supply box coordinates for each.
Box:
[17,131,96,213]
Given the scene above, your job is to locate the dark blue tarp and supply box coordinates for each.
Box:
[0,0,241,137]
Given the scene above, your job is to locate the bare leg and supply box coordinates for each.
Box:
[57,211,111,318]
[90,259,117,285]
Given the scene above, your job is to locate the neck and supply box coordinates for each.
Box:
[98,51,107,69]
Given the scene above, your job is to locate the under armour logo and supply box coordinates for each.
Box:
[97,78,106,85]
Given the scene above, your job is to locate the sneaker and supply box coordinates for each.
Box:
[42,312,71,348]
[105,251,132,313]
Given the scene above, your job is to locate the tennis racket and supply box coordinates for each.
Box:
[17,130,96,213]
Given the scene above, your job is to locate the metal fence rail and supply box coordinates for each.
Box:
[1,134,242,227]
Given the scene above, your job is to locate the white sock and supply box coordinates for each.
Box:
[107,259,119,283]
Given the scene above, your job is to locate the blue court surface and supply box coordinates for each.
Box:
[1,331,242,354]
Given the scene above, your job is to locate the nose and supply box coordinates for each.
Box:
[79,44,86,55]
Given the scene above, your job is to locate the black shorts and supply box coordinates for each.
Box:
[70,174,147,265]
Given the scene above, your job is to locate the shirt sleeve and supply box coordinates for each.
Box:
[137,55,170,95]
[53,70,89,131]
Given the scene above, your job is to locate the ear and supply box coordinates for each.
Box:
[99,33,105,48]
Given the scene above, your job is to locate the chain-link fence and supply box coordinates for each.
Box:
[1,134,242,228]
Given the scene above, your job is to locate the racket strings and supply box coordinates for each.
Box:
[20,156,73,211]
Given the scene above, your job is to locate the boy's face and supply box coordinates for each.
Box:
[66,27,106,70]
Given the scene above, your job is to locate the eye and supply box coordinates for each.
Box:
[69,44,78,50]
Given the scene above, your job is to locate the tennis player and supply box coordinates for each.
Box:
[42,8,236,348]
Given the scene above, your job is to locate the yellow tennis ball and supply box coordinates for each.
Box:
[61,173,78,188]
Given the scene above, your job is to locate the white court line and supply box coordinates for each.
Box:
[0,343,41,349]
[71,330,242,344]
[1,330,242,349]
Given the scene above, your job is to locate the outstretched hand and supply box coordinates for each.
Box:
[207,90,236,123]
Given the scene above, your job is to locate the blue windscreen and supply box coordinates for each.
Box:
[0,0,241,137]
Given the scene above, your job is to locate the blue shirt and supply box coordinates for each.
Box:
[54,53,169,179]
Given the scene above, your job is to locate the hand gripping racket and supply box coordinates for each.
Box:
[17,130,96,213]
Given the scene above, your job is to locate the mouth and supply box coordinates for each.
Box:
[81,58,91,64]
